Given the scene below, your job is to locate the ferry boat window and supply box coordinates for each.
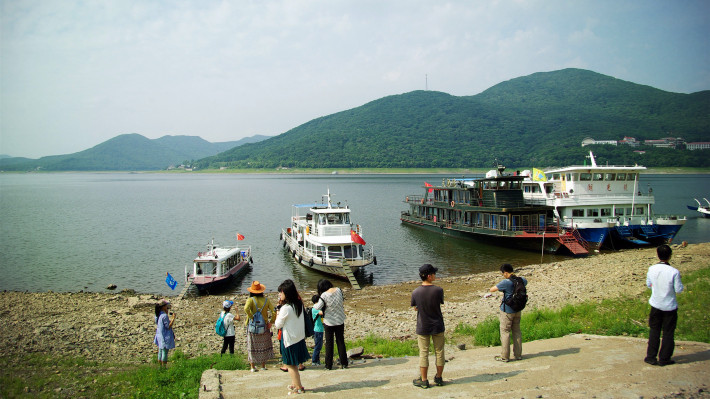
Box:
[328,246,343,259]
[636,207,645,215]
[586,209,599,217]
[627,173,637,181]
[605,173,616,181]
[601,208,612,217]
[545,185,554,194]
[510,181,521,189]
[616,173,626,181]
[343,214,350,224]
[580,173,592,181]
[593,173,604,181]
[202,262,217,275]
[521,215,530,227]
[626,208,632,215]
[572,209,584,217]
[317,246,326,257]
[566,173,574,181]
[500,215,508,231]
[524,186,531,193]
[343,246,357,259]
[318,214,326,224]
[327,214,343,224]
[511,215,520,229]
[615,208,624,216]
[552,173,561,180]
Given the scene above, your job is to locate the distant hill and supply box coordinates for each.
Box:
[0,134,270,171]
[196,68,710,169]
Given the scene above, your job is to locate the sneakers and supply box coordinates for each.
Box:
[250,367,257,372]
[412,377,429,389]
[494,356,509,362]
[644,357,658,366]
[658,360,676,367]
[434,376,444,386]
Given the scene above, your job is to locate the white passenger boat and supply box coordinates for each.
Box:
[522,151,686,249]
[688,198,710,218]
[186,238,252,293]
[280,190,376,279]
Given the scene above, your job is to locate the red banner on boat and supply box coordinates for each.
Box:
[424,182,433,193]
[236,233,245,240]
[350,230,366,245]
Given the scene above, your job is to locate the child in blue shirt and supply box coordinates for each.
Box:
[311,295,325,366]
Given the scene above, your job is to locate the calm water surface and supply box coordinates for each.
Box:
[1,173,708,296]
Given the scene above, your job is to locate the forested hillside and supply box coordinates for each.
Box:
[0,134,269,171]
[196,69,710,169]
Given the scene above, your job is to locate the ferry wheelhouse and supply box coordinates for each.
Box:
[186,239,252,293]
[522,151,686,249]
[280,190,376,280]
[400,165,589,255]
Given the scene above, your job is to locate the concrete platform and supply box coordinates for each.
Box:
[200,334,710,398]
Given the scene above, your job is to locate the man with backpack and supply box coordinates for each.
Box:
[489,263,528,362]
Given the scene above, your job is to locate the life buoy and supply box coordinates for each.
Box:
[309,259,314,267]
[451,201,455,207]
[282,240,286,247]
[373,256,377,265]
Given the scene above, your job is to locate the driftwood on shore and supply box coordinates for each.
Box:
[1,243,708,367]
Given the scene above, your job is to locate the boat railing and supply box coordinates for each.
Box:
[315,225,351,236]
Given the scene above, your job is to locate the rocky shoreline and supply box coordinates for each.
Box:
[1,243,708,367]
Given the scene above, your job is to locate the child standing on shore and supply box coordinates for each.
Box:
[310,295,325,366]
[154,299,176,368]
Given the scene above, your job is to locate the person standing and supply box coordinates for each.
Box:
[220,300,240,355]
[489,263,527,362]
[645,244,684,366]
[274,279,310,394]
[411,264,445,389]
[313,279,348,370]
[310,294,325,366]
[153,299,176,368]
[244,281,276,372]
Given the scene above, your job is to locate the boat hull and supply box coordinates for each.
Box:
[400,214,563,254]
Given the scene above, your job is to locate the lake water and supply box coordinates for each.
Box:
[1,173,708,296]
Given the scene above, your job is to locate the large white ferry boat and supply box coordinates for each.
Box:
[521,151,686,249]
[186,238,252,293]
[280,190,376,280]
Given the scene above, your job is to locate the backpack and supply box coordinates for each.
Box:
[215,312,227,337]
[248,297,267,334]
[303,304,314,338]
[503,276,528,312]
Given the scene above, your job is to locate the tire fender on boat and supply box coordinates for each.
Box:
[282,240,286,248]
[280,233,283,240]
[249,257,253,264]
[373,256,378,265]
[297,255,302,263]
[309,259,314,267]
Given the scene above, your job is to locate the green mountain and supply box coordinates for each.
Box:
[196,68,710,169]
[0,134,270,171]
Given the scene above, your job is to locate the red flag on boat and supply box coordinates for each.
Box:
[424,182,433,193]
[350,230,366,245]
[236,233,245,240]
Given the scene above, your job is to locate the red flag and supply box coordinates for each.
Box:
[350,230,366,245]
[236,233,245,240]
[424,182,433,193]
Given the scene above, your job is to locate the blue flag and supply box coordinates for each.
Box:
[165,272,177,290]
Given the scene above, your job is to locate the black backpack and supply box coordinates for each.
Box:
[503,276,528,312]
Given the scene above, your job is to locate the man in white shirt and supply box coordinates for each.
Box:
[645,245,684,366]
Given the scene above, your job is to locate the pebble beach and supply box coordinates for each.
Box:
[1,242,708,367]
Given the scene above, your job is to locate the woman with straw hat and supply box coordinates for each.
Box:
[243,280,276,372]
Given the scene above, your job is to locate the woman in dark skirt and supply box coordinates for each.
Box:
[274,279,310,394]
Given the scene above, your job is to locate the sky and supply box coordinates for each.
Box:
[1,0,709,159]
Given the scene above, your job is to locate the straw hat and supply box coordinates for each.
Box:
[247,281,266,294]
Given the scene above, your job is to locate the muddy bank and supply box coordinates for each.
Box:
[1,243,708,367]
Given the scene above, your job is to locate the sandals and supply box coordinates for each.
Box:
[288,385,306,394]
